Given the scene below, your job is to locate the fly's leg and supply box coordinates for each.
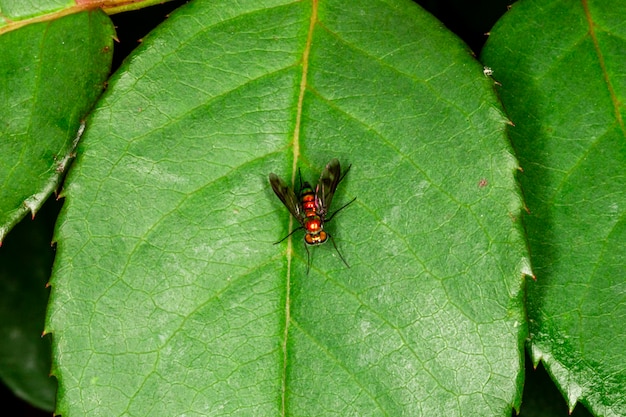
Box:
[274,226,303,244]
[325,197,356,223]
[304,242,312,275]
[328,233,350,268]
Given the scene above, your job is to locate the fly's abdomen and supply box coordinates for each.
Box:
[300,187,317,218]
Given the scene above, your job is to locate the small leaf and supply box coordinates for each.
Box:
[47,0,529,415]
[0,10,114,241]
[0,0,71,25]
[482,0,626,415]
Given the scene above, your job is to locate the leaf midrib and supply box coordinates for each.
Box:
[281,0,318,415]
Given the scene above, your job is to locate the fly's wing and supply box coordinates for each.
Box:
[269,173,303,224]
[316,158,342,216]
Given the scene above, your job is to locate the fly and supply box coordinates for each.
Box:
[269,158,355,273]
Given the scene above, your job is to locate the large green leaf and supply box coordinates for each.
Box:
[482,0,626,415]
[46,0,529,415]
[0,10,114,241]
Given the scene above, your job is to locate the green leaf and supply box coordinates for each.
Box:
[0,10,114,242]
[0,0,73,24]
[47,0,529,415]
[0,0,171,26]
[482,0,626,415]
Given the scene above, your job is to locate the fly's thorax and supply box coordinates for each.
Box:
[303,215,327,245]
[303,215,323,232]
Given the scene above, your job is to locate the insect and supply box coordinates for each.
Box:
[269,158,355,273]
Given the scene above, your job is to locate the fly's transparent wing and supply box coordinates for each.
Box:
[269,173,303,224]
[316,158,343,216]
